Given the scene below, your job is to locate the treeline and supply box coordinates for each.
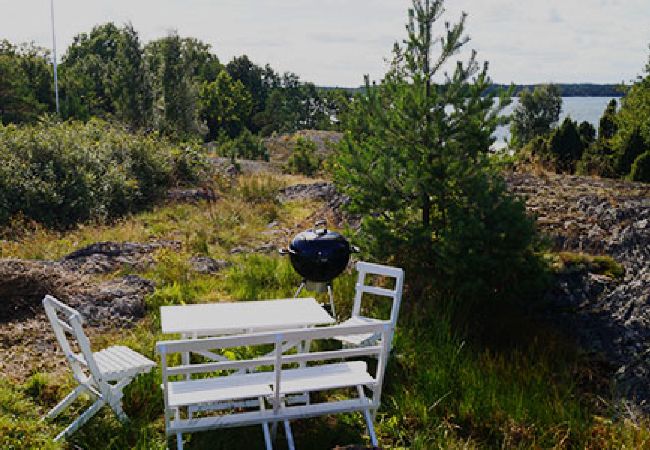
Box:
[0,23,351,143]
[324,83,625,97]
[489,83,624,97]
[511,64,650,182]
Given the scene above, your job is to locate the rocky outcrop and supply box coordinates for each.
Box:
[508,172,650,409]
[167,187,218,203]
[207,156,283,174]
[0,258,156,326]
[278,182,360,229]
[0,259,83,323]
[264,130,342,163]
[60,240,182,275]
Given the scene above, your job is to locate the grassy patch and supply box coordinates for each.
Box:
[554,252,625,279]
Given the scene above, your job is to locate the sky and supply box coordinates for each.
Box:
[0,0,649,87]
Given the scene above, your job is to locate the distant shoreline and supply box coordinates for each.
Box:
[320,83,625,97]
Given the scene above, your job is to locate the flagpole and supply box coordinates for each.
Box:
[50,0,60,115]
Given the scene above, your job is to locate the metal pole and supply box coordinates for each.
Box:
[50,0,60,115]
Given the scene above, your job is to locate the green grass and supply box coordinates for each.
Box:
[554,252,626,279]
[2,173,650,449]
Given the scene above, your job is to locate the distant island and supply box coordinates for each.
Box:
[320,83,625,97]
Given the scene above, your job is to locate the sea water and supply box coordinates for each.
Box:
[493,97,620,148]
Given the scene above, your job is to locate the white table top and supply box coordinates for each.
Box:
[160,298,335,336]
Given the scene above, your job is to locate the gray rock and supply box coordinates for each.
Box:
[189,256,230,274]
[60,241,182,275]
[167,188,217,203]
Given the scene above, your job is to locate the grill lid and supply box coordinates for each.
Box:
[281,220,358,283]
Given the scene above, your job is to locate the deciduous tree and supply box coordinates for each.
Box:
[510,84,562,147]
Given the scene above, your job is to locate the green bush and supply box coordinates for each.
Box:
[0,117,207,228]
[576,140,617,177]
[284,137,321,176]
[630,151,650,182]
[615,126,649,177]
[532,118,585,173]
[215,129,268,161]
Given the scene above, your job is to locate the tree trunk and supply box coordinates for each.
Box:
[422,192,431,227]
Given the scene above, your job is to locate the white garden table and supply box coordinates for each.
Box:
[160,298,335,337]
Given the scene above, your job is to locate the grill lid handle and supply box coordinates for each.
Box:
[279,247,298,255]
[314,219,328,236]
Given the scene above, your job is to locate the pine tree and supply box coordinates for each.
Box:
[333,0,540,303]
[578,120,596,146]
[598,98,618,140]
[547,117,585,173]
[616,126,649,176]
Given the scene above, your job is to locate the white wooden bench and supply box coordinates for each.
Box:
[157,321,392,450]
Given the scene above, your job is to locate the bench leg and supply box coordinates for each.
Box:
[283,420,295,450]
[357,385,378,447]
[363,407,378,447]
[258,396,273,450]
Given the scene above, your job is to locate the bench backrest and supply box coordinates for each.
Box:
[352,261,404,325]
[157,321,392,415]
[43,295,104,388]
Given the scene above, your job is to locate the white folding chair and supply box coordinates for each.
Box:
[336,261,404,348]
[42,295,155,441]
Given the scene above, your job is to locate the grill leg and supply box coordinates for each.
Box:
[327,283,336,318]
[294,282,305,298]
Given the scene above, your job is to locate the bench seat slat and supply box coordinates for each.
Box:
[278,361,375,395]
[168,372,273,408]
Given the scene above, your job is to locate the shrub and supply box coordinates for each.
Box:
[234,174,284,204]
[545,118,585,173]
[630,151,650,182]
[284,137,322,176]
[576,140,617,177]
[215,129,268,161]
[0,118,206,228]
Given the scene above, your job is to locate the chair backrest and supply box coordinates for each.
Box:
[157,321,392,416]
[43,295,103,387]
[352,261,404,326]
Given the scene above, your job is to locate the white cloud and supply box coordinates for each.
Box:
[0,0,647,86]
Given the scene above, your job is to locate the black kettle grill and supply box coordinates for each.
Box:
[280,220,358,315]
